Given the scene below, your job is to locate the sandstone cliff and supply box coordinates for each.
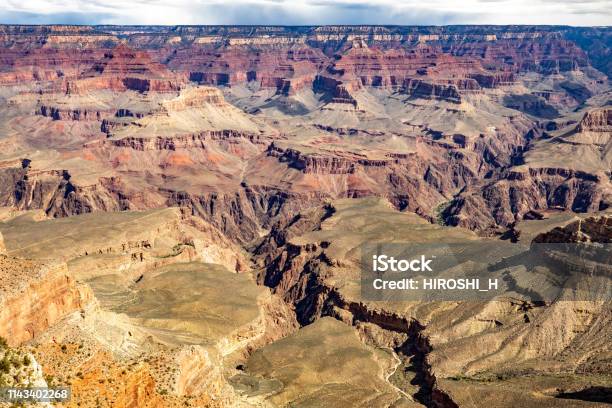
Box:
[577,107,612,133]
[0,257,93,346]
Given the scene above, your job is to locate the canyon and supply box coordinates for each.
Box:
[0,24,610,407]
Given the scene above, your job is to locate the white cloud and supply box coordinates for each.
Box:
[0,0,610,25]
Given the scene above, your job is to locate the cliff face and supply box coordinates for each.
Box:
[0,207,294,406]
[0,257,93,346]
[577,107,612,133]
[0,167,128,217]
[0,25,606,92]
[533,215,612,244]
[444,167,609,232]
[402,79,463,104]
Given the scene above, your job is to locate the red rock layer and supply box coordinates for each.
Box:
[0,25,602,96]
[577,107,612,133]
[0,260,94,346]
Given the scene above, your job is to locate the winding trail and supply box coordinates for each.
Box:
[383,346,414,401]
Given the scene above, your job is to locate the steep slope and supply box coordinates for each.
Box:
[0,255,93,346]
[444,106,611,232]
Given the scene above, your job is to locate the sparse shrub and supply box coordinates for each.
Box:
[448,375,471,381]
[10,355,22,369]
[434,201,452,226]
[45,374,54,385]
[0,356,11,373]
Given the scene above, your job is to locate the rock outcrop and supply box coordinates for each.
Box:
[443,167,609,232]
[533,215,612,244]
[0,343,48,393]
[0,257,93,346]
[66,44,185,94]
[402,79,462,103]
[577,107,612,133]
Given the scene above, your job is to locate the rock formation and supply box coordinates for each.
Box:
[577,107,612,133]
[533,215,612,244]
[0,257,93,346]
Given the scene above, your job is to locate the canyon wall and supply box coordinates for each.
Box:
[0,258,94,346]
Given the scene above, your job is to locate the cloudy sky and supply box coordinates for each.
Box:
[0,0,610,26]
